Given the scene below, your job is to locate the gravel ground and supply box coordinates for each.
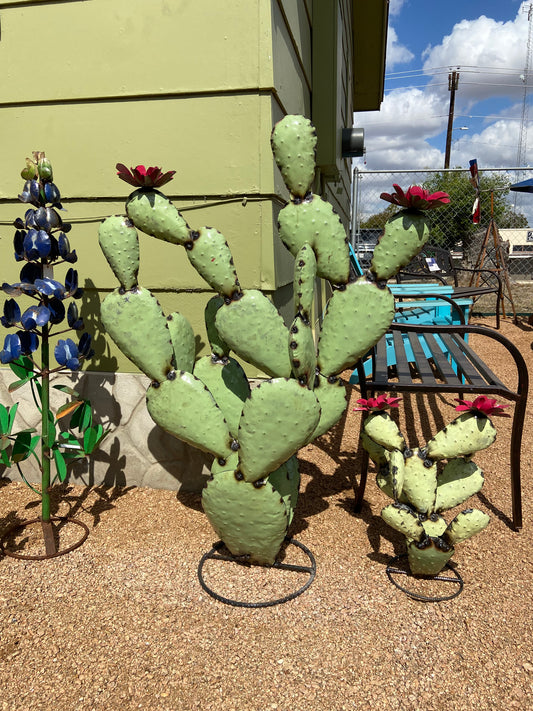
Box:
[0,316,532,711]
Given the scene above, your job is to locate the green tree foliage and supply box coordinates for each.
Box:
[422,171,528,250]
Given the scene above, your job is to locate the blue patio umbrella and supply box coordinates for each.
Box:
[509,178,533,193]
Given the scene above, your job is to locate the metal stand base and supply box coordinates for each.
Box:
[197,537,316,608]
[0,516,89,560]
[386,554,464,602]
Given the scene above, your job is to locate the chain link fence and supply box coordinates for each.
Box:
[351,168,533,284]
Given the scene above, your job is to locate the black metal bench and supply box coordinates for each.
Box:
[397,244,503,328]
[353,320,529,529]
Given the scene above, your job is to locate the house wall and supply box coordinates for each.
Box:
[0,0,361,491]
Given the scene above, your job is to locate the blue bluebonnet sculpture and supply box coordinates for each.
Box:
[0,152,105,551]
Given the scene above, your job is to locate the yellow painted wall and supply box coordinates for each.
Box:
[0,0,357,374]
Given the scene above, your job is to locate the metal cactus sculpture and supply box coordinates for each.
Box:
[0,152,104,556]
[358,394,508,576]
[98,117,448,565]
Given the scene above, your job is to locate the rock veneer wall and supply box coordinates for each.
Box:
[0,369,211,492]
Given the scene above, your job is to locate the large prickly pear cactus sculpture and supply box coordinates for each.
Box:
[358,394,508,576]
[98,118,446,566]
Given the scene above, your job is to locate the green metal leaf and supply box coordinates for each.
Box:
[7,403,18,432]
[215,289,291,378]
[435,459,485,513]
[0,404,9,434]
[443,508,490,546]
[71,401,92,432]
[8,378,30,393]
[12,431,35,463]
[52,384,80,398]
[83,425,103,455]
[53,448,68,482]
[46,421,57,448]
[55,400,84,421]
[237,378,320,482]
[9,356,34,380]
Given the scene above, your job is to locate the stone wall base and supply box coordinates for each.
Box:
[0,370,213,493]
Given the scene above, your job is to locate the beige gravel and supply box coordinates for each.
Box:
[0,316,532,711]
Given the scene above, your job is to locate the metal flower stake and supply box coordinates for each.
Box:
[0,152,106,558]
[98,116,450,574]
[357,394,509,577]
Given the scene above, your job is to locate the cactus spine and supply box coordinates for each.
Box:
[99,117,432,565]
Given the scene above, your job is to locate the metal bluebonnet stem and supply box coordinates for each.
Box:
[0,153,107,552]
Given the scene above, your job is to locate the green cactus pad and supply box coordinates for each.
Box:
[389,449,406,500]
[444,508,490,546]
[215,289,292,378]
[202,470,289,565]
[100,287,173,382]
[426,413,497,461]
[193,355,250,437]
[309,374,347,440]
[211,451,239,476]
[362,411,406,452]
[271,114,317,197]
[434,459,485,513]
[268,455,300,525]
[166,311,196,373]
[401,450,437,514]
[317,278,395,376]
[146,371,233,459]
[294,242,317,321]
[289,316,317,386]
[237,378,320,482]
[205,296,231,358]
[407,538,455,576]
[126,188,191,245]
[381,503,425,542]
[370,210,431,281]
[421,514,448,538]
[362,432,391,468]
[98,215,139,290]
[376,471,410,504]
[185,227,241,299]
[278,195,350,284]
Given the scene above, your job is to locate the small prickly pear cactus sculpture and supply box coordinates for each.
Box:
[358,395,509,576]
[98,117,447,566]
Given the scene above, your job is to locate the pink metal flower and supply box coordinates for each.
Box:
[354,394,402,412]
[380,184,450,211]
[116,164,176,188]
[455,396,510,417]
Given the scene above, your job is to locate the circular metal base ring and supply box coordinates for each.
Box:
[197,537,316,608]
[386,554,464,602]
[0,516,90,560]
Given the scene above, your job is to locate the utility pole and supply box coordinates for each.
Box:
[444,70,460,169]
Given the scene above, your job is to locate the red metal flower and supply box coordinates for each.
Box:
[455,396,510,417]
[380,184,450,211]
[354,394,402,412]
[116,164,176,188]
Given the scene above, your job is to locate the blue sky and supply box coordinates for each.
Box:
[357,0,533,172]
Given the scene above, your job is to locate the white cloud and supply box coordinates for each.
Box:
[386,27,415,69]
[422,5,530,106]
[389,0,408,17]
